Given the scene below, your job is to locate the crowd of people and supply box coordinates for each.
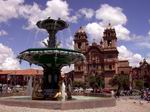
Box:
[141,89,150,101]
[110,88,150,102]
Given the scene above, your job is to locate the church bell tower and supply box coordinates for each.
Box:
[103,23,117,48]
[74,27,88,53]
[103,23,118,88]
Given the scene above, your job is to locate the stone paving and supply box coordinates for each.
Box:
[0,96,115,110]
[0,97,149,112]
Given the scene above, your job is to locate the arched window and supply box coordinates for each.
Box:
[109,65,112,69]
[78,42,81,49]
[107,40,112,47]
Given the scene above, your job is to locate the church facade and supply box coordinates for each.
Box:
[73,24,131,88]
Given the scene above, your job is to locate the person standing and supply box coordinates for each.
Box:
[0,84,2,94]
[115,90,120,98]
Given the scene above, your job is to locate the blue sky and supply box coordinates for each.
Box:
[0,0,150,70]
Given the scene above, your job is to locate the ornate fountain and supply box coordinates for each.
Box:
[18,17,85,100]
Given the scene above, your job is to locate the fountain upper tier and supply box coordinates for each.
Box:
[36,17,69,48]
[37,17,68,32]
[18,48,85,68]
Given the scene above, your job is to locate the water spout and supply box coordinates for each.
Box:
[61,81,66,101]
[33,30,40,48]
[19,59,22,64]
[27,76,33,97]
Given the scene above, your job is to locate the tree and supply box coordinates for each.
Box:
[134,79,144,90]
[109,74,129,90]
[72,81,85,89]
[87,75,104,91]
[143,75,150,88]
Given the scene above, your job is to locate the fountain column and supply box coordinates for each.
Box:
[41,67,61,100]
[47,30,57,48]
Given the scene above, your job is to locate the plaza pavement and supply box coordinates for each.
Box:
[0,97,149,112]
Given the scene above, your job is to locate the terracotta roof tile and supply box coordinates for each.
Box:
[0,69,43,76]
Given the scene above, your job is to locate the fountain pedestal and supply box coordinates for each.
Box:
[32,67,61,100]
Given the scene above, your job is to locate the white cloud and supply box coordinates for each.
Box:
[130,54,143,67]
[61,36,74,49]
[135,36,150,49]
[138,42,150,48]
[130,34,144,41]
[117,45,143,67]
[0,43,20,70]
[0,1,132,42]
[115,25,130,40]
[0,30,8,36]
[19,3,43,29]
[148,19,150,24]
[61,64,74,74]
[83,4,131,42]
[39,36,74,49]
[85,22,104,43]
[43,0,70,20]
[78,8,94,19]
[0,0,78,29]
[146,58,150,63]
[20,0,77,29]
[96,4,127,26]
[0,0,24,22]
[148,31,150,37]
[85,22,131,43]
[117,45,132,60]
[67,15,78,23]
[39,37,49,47]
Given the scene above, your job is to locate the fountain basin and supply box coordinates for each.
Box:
[18,48,85,67]
[0,96,116,110]
[18,48,85,100]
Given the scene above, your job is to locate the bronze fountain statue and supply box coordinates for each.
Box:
[18,17,85,100]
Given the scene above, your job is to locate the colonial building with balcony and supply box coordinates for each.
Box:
[132,59,150,88]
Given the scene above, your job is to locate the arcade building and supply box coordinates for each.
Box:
[73,24,131,88]
[0,69,42,86]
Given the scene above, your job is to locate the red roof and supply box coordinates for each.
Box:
[0,69,43,76]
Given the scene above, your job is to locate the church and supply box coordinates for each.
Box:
[72,24,131,88]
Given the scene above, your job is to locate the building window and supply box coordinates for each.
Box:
[109,65,112,69]
[107,32,111,36]
[107,40,112,47]
[78,42,81,49]
[78,36,80,39]
[78,66,81,71]
[93,65,96,68]
[107,55,112,58]
[121,71,124,74]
